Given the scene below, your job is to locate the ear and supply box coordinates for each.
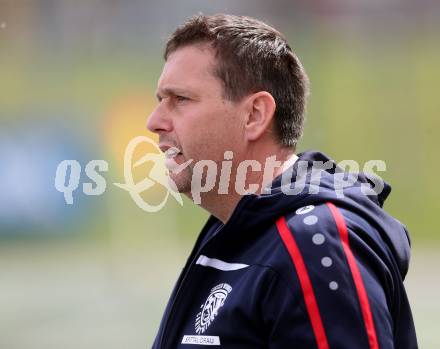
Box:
[243,91,276,142]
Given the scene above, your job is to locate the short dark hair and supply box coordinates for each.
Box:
[165,14,309,148]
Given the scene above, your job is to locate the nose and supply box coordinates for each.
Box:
[146,103,173,134]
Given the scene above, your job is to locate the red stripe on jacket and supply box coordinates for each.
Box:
[276,216,330,349]
[327,202,380,349]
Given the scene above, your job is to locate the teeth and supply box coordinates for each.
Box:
[165,147,181,159]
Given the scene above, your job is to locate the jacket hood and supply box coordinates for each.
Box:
[213,150,411,279]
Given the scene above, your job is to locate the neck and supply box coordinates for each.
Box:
[194,148,297,224]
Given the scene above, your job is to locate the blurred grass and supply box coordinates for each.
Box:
[0,235,438,348]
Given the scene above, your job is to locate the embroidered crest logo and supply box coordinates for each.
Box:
[195,283,232,334]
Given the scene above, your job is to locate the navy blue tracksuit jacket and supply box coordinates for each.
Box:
[152,151,418,348]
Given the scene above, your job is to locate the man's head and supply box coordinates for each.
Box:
[147,14,309,197]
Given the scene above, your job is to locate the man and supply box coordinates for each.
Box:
[147,14,417,348]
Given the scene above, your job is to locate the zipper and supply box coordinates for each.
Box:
[158,195,253,348]
[159,225,221,348]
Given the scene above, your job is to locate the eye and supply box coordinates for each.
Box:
[175,95,189,102]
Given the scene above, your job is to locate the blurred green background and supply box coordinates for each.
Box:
[0,1,439,348]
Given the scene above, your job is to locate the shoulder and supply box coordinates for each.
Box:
[283,203,338,240]
[266,203,344,283]
[258,202,387,289]
[259,203,397,349]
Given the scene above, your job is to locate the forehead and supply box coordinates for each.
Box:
[157,44,221,94]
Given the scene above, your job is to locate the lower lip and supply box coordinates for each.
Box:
[165,153,183,170]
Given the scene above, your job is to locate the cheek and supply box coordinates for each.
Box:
[177,103,241,159]
[178,128,219,163]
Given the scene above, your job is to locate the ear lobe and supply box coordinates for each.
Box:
[244,91,276,142]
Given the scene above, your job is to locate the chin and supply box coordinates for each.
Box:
[168,171,192,193]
